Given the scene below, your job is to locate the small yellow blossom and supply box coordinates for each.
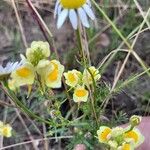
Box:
[73,85,89,102]
[83,66,101,86]
[111,127,124,138]
[97,126,112,143]
[45,60,64,88]
[11,62,35,87]
[26,41,50,66]
[0,123,12,138]
[124,128,144,148]
[64,70,82,87]
[118,143,133,150]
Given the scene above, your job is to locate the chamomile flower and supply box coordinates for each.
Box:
[0,62,22,81]
[54,0,95,29]
[0,123,12,138]
[45,60,64,88]
[26,41,50,66]
[64,69,82,87]
[124,128,144,148]
[11,62,35,87]
[83,66,101,85]
[97,126,112,143]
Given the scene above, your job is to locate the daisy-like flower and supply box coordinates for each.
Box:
[73,85,89,102]
[97,126,112,143]
[44,60,64,88]
[11,62,35,87]
[26,41,50,66]
[124,128,144,148]
[64,69,82,87]
[0,62,22,81]
[54,0,95,29]
[83,66,101,86]
[0,122,12,138]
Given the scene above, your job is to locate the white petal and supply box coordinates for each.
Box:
[87,0,91,7]
[57,9,68,29]
[83,4,95,20]
[69,9,78,30]
[57,4,62,16]
[78,8,90,28]
[54,0,60,18]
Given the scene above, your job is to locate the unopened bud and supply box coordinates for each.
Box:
[130,115,141,127]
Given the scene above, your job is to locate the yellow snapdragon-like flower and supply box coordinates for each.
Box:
[97,126,112,143]
[11,62,35,87]
[45,60,64,88]
[26,41,50,66]
[118,143,133,150]
[73,85,89,102]
[0,122,12,138]
[83,66,101,85]
[64,69,82,87]
[124,128,144,148]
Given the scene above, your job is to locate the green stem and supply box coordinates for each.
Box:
[1,82,51,125]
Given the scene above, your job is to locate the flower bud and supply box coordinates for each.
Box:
[130,115,141,127]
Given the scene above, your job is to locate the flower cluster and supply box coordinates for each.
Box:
[10,41,64,90]
[64,66,101,103]
[97,116,144,150]
[0,121,12,138]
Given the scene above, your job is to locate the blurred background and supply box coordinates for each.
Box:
[0,0,150,149]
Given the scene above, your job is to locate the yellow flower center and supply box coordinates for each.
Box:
[16,67,32,78]
[125,131,138,143]
[99,128,111,142]
[60,0,86,9]
[122,144,131,150]
[48,62,58,82]
[68,73,76,82]
[75,89,87,97]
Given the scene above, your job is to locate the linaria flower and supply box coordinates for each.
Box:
[97,126,112,143]
[124,128,144,148]
[118,143,133,150]
[0,121,12,138]
[44,60,64,88]
[54,0,95,29]
[83,66,101,85]
[26,41,50,66]
[11,62,35,87]
[73,85,89,102]
[64,69,82,87]
[0,62,22,81]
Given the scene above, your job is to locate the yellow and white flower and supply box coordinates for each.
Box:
[64,69,82,87]
[73,85,88,102]
[11,62,35,87]
[117,143,134,150]
[124,128,144,148]
[0,62,22,81]
[26,41,50,66]
[83,66,101,85]
[97,126,112,143]
[45,60,64,88]
[54,0,95,29]
[0,123,12,138]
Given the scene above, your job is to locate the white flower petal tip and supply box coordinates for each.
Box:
[54,0,95,29]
